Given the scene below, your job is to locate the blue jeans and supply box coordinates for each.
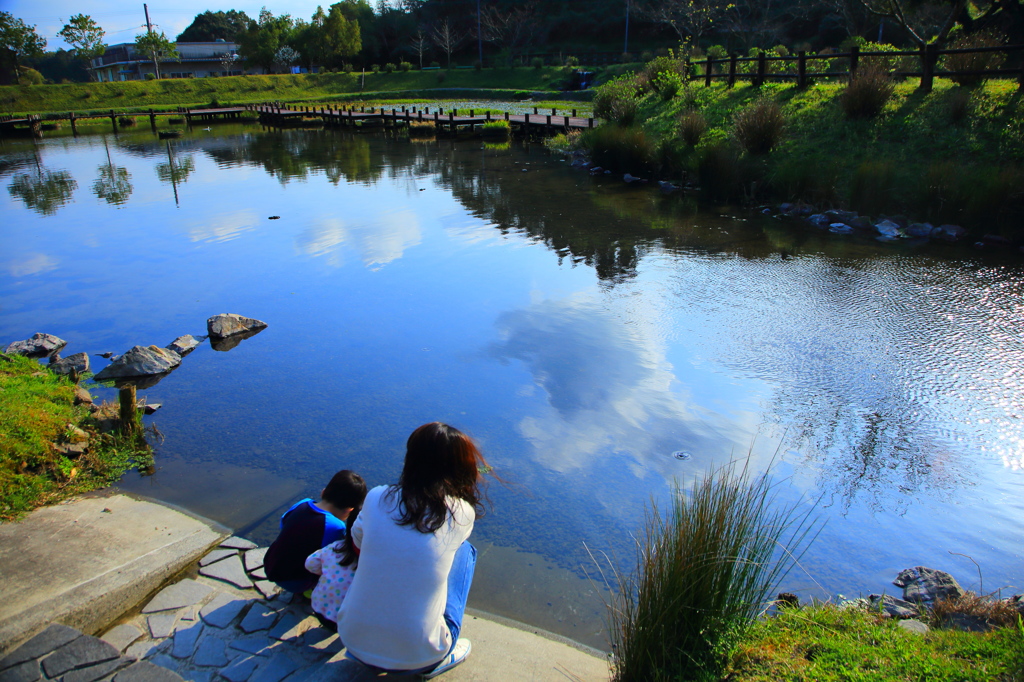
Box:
[347,541,477,674]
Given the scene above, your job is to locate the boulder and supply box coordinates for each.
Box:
[94,346,182,381]
[824,209,858,223]
[51,352,90,376]
[210,328,263,352]
[932,224,967,242]
[906,222,934,238]
[829,223,854,234]
[658,181,680,193]
[166,335,201,357]
[847,215,874,231]
[807,214,831,228]
[893,566,965,605]
[868,593,921,619]
[875,219,902,238]
[5,333,67,357]
[73,386,94,405]
[207,314,268,341]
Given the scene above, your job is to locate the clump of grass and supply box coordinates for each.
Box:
[544,129,583,153]
[850,159,899,216]
[729,603,1024,681]
[480,119,510,138]
[0,353,153,519]
[608,461,818,682]
[944,29,1006,87]
[839,61,895,119]
[583,124,656,174]
[946,87,973,125]
[931,592,1024,630]
[679,110,707,147]
[733,99,785,155]
[593,76,641,125]
[117,116,136,127]
[407,120,436,138]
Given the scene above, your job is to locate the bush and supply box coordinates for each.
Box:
[564,55,579,67]
[593,75,641,125]
[384,63,396,73]
[370,64,381,73]
[343,63,354,73]
[144,73,156,81]
[643,55,684,100]
[399,61,412,72]
[480,119,511,138]
[117,116,137,127]
[18,68,44,86]
[839,62,894,119]
[430,61,440,68]
[944,29,1006,87]
[734,99,785,155]
[609,462,818,682]
[582,125,656,174]
[531,57,544,69]
[640,50,654,62]
[679,110,707,147]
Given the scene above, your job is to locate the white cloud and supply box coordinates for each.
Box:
[7,253,58,277]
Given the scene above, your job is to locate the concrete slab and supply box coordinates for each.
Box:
[0,494,228,657]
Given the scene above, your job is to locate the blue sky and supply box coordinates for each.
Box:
[2,0,339,50]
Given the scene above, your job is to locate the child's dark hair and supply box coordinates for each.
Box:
[334,507,360,568]
[322,470,367,509]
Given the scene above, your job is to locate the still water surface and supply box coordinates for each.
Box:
[2,124,1022,649]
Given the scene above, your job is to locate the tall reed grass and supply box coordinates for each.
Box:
[608,461,819,682]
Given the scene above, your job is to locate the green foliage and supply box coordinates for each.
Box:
[532,57,544,69]
[134,31,179,79]
[945,87,972,125]
[593,75,641,124]
[0,11,47,76]
[734,99,785,155]
[58,14,106,67]
[582,125,656,174]
[237,9,293,73]
[643,55,684,100]
[18,67,44,85]
[679,110,707,147]
[384,62,395,73]
[399,61,412,72]
[839,62,894,119]
[0,354,152,520]
[729,604,1024,681]
[176,10,250,42]
[944,29,1006,87]
[850,160,898,215]
[564,55,579,67]
[609,462,818,682]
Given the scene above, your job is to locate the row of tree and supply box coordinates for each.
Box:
[4,1,1023,84]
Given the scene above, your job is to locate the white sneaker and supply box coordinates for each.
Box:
[421,638,472,679]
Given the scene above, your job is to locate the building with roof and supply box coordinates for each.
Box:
[90,41,263,81]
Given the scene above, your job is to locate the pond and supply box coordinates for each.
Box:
[2,122,1022,650]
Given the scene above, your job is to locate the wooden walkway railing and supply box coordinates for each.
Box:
[689,43,1024,92]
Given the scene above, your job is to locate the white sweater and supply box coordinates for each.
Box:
[337,485,474,671]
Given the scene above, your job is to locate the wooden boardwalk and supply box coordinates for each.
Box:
[0,106,249,138]
[250,103,596,134]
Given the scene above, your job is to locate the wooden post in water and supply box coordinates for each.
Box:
[69,112,78,136]
[149,109,157,131]
[110,109,117,132]
[118,384,139,436]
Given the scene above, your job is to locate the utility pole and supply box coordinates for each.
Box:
[144,4,153,34]
[477,0,483,68]
[624,0,630,55]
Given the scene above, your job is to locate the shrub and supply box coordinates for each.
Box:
[531,57,544,69]
[679,110,707,147]
[593,75,641,124]
[480,119,511,138]
[117,116,136,127]
[430,61,440,68]
[946,88,972,125]
[734,99,785,155]
[399,61,412,72]
[18,68,44,86]
[370,64,381,73]
[944,29,1006,87]
[640,50,654,62]
[343,63,354,73]
[609,462,818,682]
[582,125,655,174]
[384,63,396,73]
[644,55,684,100]
[564,55,579,67]
[839,62,894,119]
[144,73,156,81]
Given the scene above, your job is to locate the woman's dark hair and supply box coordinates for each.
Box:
[334,507,360,568]
[389,422,488,533]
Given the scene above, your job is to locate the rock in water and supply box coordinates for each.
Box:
[51,352,90,376]
[166,335,201,356]
[893,566,965,604]
[5,333,67,357]
[206,314,268,340]
[94,346,182,380]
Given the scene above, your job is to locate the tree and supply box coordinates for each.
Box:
[237,8,294,73]
[633,0,733,42]
[134,31,179,79]
[431,18,463,67]
[58,14,106,81]
[479,2,543,66]
[177,10,251,42]
[858,0,969,47]
[410,28,429,68]
[0,12,47,81]
[323,3,362,66]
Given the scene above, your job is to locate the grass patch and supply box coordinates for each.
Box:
[608,461,819,681]
[728,603,1024,681]
[0,354,153,520]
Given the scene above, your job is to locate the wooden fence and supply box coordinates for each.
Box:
[685,44,1024,92]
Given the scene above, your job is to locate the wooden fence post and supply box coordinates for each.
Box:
[109,109,117,132]
[849,45,860,81]
[705,55,713,87]
[920,44,938,92]
[755,51,767,87]
[728,53,737,87]
[69,112,78,136]
[118,385,139,436]
[798,51,807,89]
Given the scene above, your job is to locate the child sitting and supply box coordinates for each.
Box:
[263,470,367,595]
[305,507,361,627]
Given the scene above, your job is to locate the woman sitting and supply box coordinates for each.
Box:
[337,422,488,678]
